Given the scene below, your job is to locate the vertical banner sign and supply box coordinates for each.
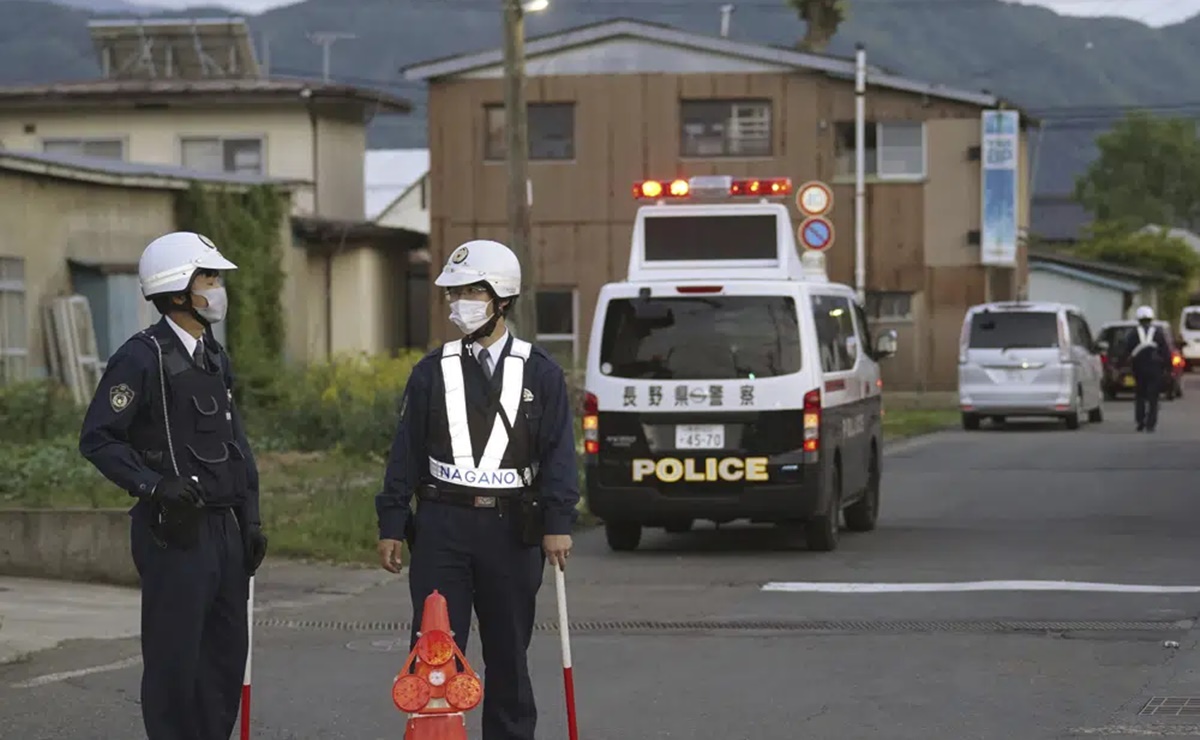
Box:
[980,110,1020,267]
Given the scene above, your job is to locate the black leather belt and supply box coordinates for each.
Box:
[418,485,523,509]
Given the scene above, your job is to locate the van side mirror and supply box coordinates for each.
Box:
[874,329,898,360]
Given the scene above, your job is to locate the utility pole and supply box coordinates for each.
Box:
[501,0,538,339]
[308,32,356,82]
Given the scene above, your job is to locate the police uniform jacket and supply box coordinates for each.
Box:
[1124,323,1171,378]
[375,333,580,542]
[78,317,260,524]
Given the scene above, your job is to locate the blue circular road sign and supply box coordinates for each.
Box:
[799,216,835,251]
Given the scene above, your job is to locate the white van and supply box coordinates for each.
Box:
[1179,306,1200,370]
[957,301,1104,430]
[582,174,898,553]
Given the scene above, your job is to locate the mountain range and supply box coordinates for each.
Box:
[3,0,1200,218]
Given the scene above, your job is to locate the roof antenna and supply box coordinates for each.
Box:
[720,4,734,38]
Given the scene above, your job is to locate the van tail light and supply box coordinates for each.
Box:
[583,391,599,455]
[803,389,820,453]
[1057,316,1071,363]
[958,316,971,364]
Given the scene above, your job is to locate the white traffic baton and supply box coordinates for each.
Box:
[554,564,579,740]
[240,575,255,740]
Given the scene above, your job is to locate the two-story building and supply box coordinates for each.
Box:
[0,17,423,366]
[403,18,1034,390]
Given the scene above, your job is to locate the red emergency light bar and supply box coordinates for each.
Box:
[633,176,793,200]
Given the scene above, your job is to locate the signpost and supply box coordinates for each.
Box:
[798,215,835,252]
[796,180,833,218]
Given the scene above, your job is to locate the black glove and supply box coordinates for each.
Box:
[148,477,205,549]
[244,525,268,576]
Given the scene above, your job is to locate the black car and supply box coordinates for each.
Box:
[1097,320,1184,400]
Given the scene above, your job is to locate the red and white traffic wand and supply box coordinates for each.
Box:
[554,564,578,740]
[240,575,255,740]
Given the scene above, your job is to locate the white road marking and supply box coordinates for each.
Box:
[1067,725,1200,736]
[760,580,1200,594]
[11,655,142,689]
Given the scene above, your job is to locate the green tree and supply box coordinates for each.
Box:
[787,0,847,53]
[1070,220,1200,320]
[1073,111,1200,232]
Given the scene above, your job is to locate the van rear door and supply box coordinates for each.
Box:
[960,308,1070,399]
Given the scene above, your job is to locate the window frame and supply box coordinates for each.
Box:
[833,120,927,181]
[40,137,127,160]
[0,256,29,385]
[535,288,579,365]
[679,98,773,159]
[865,290,914,322]
[483,103,577,162]
[177,134,267,175]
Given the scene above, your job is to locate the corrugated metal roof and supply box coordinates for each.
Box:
[0,149,298,188]
[364,149,429,220]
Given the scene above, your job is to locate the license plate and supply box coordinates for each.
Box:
[675,424,724,449]
[1123,375,1136,388]
[1005,370,1024,382]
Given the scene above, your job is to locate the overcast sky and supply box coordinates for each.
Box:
[130,0,1200,27]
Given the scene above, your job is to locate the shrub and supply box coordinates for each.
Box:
[254,350,427,455]
[0,434,124,507]
[0,380,85,444]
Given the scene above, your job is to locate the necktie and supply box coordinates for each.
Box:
[478,348,492,380]
[193,340,207,371]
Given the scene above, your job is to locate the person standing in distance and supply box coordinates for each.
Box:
[79,231,269,740]
[1124,305,1171,432]
[376,239,579,740]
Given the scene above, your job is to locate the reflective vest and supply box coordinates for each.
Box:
[427,337,537,491]
[1133,325,1157,357]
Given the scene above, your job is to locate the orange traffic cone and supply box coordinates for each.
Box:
[393,590,483,740]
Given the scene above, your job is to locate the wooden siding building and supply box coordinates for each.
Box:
[404,18,1034,391]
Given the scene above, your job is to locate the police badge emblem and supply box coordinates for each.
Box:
[451,246,469,264]
[109,384,135,413]
[522,388,534,403]
[198,233,216,248]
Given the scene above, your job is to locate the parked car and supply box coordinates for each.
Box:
[1096,320,1184,400]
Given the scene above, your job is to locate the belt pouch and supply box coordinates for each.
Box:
[518,493,545,547]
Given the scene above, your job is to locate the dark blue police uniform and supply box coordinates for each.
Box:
[1124,323,1170,431]
[376,333,580,740]
[79,317,261,740]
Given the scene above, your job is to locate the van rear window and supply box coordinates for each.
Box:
[1185,311,1200,331]
[599,296,801,379]
[642,215,777,261]
[969,311,1059,349]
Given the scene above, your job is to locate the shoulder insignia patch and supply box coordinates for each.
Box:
[522,388,534,403]
[109,384,135,413]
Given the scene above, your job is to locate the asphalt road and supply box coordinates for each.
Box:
[4,382,1200,739]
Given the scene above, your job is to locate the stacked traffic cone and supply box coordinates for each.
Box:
[393,590,483,740]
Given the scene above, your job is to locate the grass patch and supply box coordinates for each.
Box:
[882,407,959,440]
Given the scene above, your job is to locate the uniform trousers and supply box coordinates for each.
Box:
[130,500,249,740]
[408,499,545,740]
[1134,370,1162,430]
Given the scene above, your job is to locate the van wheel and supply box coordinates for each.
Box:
[843,445,879,532]
[662,519,693,534]
[1088,404,1103,423]
[962,413,980,431]
[805,460,841,552]
[1065,389,1082,430]
[604,520,642,552]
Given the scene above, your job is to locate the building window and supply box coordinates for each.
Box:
[180,136,264,175]
[680,100,772,157]
[535,289,578,367]
[811,293,860,374]
[484,104,575,161]
[41,138,125,160]
[865,291,913,321]
[834,121,926,179]
[0,257,27,384]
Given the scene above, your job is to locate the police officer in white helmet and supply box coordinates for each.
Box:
[1124,305,1172,432]
[79,231,268,740]
[376,239,580,740]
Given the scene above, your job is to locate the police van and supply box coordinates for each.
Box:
[581,174,899,553]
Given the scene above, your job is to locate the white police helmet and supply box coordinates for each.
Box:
[434,239,521,298]
[1136,305,1155,321]
[138,232,237,298]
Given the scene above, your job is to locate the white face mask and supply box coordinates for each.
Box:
[449,299,492,334]
[193,286,228,324]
